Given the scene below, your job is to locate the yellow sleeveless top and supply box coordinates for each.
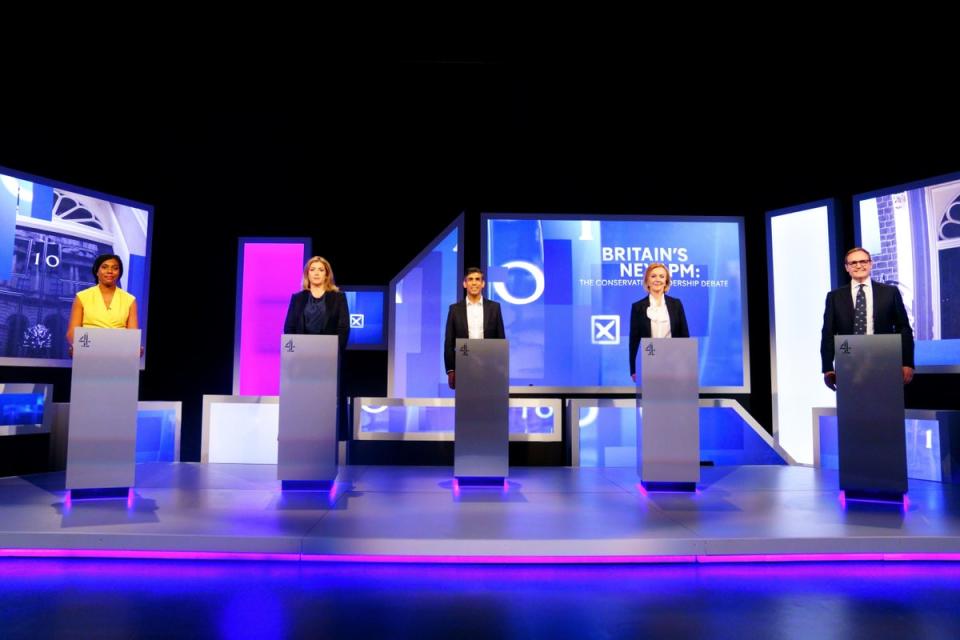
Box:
[77,285,136,329]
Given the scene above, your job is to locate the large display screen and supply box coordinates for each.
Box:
[483,215,749,392]
[0,167,152,366]
[855,173,960,371]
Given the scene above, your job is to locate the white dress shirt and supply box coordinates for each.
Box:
[466,298,484,339]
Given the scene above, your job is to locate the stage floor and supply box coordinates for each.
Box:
[2,464,960,563]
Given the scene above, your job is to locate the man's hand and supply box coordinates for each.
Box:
[823,371,837,391]
[447,371,456,390]
[631,373,637,383]
[903,367,914,385]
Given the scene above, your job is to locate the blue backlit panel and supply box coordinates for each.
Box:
[354,399,561,442]
[576,405,787,467]
[0,393,43,427]
[389,217,462,398]
[342,287,386,350]
[818,415,942,482]
[135,405,180,463]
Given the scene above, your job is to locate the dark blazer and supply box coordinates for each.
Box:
[628,294,690,376]
[443,298,506,373]
[283,289,350,352]
[820,280,914,372]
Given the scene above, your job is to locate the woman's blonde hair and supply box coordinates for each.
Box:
[642,262,671,292]
[302,256,339,292]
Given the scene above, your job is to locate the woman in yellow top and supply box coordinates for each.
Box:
[66,254,140,355]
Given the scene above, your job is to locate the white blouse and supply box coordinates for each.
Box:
[646,298,672,338]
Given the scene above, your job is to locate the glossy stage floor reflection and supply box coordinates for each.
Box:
[1,463,960,561]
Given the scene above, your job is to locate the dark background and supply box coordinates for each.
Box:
[1,60,957,473]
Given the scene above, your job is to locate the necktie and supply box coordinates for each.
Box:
[854,284,867,335]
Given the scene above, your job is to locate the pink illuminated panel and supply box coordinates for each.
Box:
[236,241,308,395]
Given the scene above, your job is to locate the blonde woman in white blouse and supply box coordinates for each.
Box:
[628,262,690,381]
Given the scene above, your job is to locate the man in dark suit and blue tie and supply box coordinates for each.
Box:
[820,247,915,390]
[444,267,507,389]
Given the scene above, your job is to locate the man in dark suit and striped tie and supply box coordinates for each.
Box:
[820,247,915,390]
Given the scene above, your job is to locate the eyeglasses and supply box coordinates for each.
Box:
[846,259,871,267]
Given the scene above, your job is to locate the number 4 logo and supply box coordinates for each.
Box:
[78,333,91,348]
[284,339,295,353]
[645,343,656,357]
[459,344,470,357]
[839,340,850,355]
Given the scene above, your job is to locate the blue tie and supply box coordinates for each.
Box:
[854,284,867,335]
